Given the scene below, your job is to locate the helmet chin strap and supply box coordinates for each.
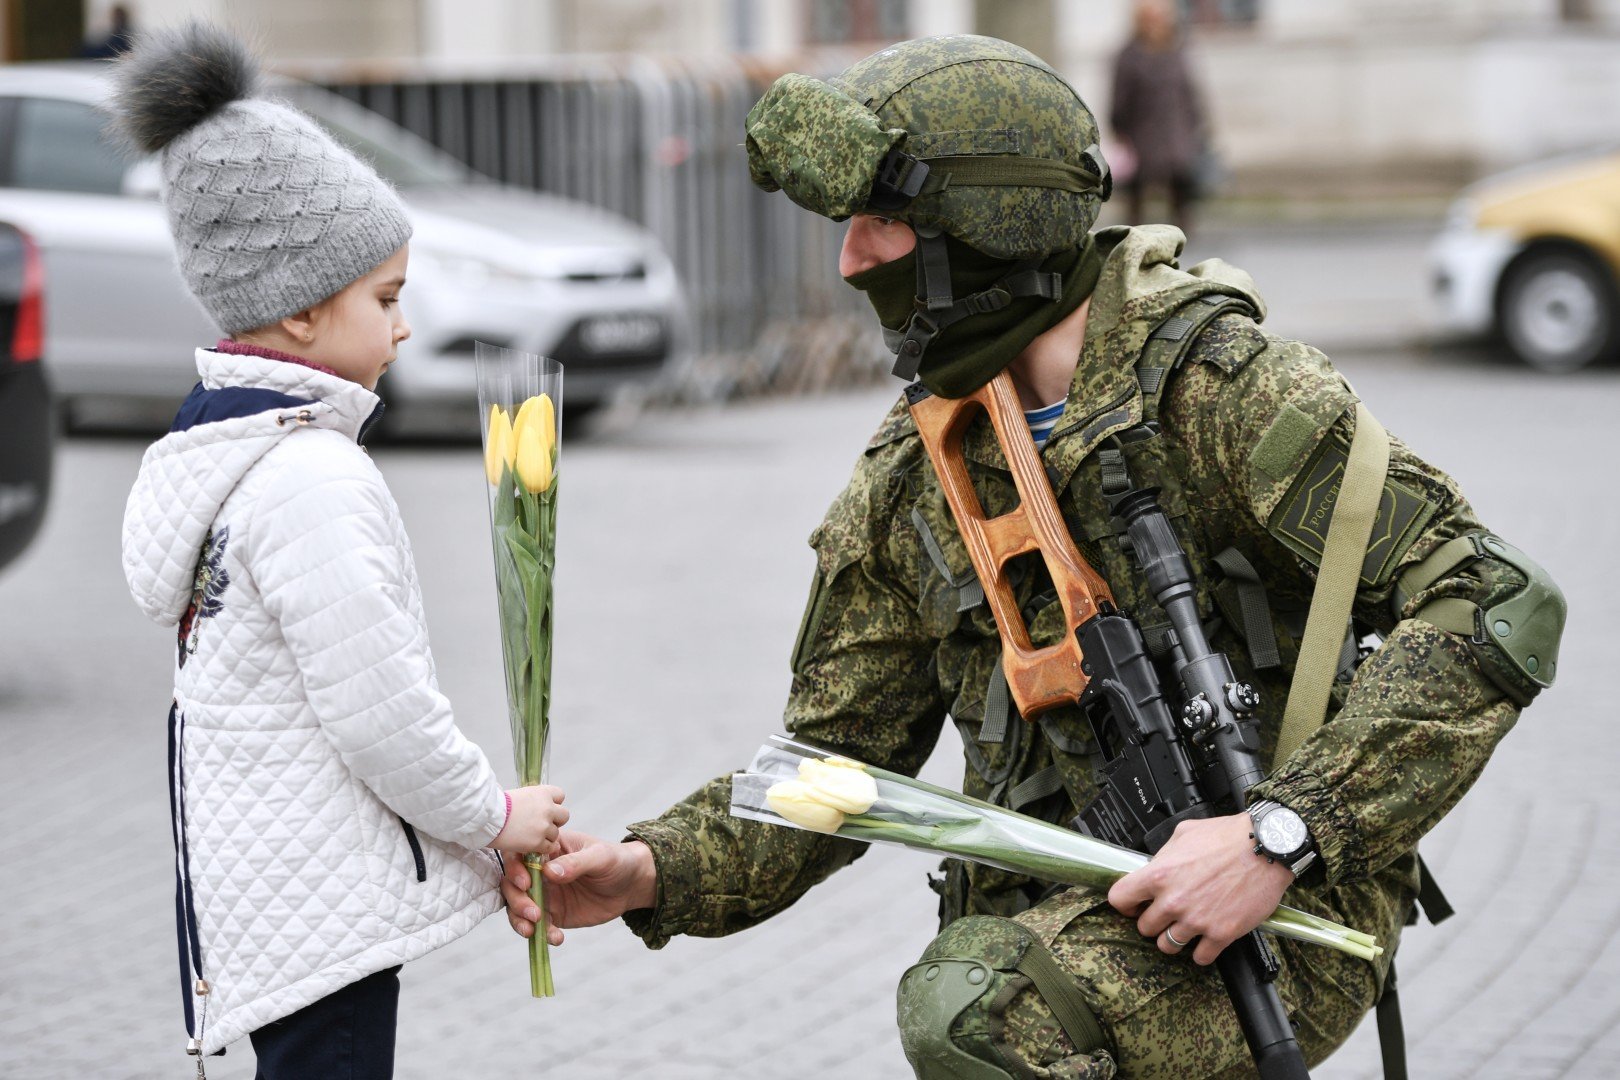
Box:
[886,226,1065,381]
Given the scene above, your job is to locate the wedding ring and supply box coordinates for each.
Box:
[1164,927,1190,950]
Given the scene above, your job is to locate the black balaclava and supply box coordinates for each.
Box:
[844,233,1104,399]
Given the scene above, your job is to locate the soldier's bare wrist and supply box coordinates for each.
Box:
[624,839,659,911]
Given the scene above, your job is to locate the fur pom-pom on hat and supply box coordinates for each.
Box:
[108,20,260,154]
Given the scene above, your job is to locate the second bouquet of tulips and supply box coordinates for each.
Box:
[730,736,1383,964]
[475,344,562,998]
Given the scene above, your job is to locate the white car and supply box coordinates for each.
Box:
[0,64,690,429]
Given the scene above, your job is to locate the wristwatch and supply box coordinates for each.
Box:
[1247,799,1318,877]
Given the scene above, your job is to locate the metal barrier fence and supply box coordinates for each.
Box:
[308,55,887,402]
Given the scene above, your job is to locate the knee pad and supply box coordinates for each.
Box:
[896,915,1109,1080]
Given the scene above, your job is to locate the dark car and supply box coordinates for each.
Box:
[0,220,50,571]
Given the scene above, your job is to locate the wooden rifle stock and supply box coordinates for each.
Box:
[906,371,1113,718]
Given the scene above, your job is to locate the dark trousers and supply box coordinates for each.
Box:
[1127,171,1198,236]
[249,966,401,1080]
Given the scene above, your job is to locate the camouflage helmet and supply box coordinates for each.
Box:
[746,35,1110,260]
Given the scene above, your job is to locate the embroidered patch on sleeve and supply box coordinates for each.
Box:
[1268,438,1436,587]
[178,526,232,668]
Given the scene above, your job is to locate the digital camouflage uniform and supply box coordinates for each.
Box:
[625,36,1558,1080]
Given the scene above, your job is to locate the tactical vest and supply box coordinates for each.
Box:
[916,290,1326,924]
[901,280,1452,1080]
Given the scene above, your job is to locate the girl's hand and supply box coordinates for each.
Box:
[503,832,658,944]
[490,784,569,854]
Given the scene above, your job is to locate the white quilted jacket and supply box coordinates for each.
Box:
[122,349,505,1055]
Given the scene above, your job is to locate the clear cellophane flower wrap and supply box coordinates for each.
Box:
[475,343,562,998]
[731,735,1382,963]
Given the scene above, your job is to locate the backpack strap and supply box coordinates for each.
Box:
[1376,962,1410,1080]
[1136,292,1254,424]
[1376,855,1455,1080]
[1211,546,1283,670]
[1115,293,1278,671]
[1415,854,1454,924]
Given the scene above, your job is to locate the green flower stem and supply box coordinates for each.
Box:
[748,743,1384,963]
[524,854,554,997]
[835,785,1382,963]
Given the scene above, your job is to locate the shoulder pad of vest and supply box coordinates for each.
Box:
[1183,310,1268,376]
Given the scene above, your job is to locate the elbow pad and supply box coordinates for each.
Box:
[1393,531,1566,704]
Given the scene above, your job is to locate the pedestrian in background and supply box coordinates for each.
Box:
[112,23,567,1079]
[78,4,136,59]
[1110,0,1210,233]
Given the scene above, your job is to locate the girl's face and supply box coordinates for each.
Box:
[302,245,412,391]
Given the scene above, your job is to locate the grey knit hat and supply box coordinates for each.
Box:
[108,22,412,333]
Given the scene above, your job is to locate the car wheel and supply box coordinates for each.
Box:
[1498,245,1620,372]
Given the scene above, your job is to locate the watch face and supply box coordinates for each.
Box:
[1258,808,1308,855]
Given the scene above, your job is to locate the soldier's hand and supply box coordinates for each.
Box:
[503,831,659,941]
[1106,813,1295,966]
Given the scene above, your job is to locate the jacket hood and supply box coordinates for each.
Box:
[1086,223,1267,339]
[122,349,381,625]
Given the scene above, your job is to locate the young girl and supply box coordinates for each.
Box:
[115,24,563,1078]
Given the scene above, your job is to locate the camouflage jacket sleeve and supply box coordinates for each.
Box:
[624,426,948,947]
[1163,318,1527,890]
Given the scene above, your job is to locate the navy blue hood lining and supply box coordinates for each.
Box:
[169,383,316,434]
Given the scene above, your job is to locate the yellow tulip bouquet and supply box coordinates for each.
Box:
[731,736,1382,963]
[475,344,562,997]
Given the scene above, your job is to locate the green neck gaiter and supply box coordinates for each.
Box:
[845,234,1103,398]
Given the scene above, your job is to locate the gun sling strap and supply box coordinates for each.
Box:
[1271,401,1390,769]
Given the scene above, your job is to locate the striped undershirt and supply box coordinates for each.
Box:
[1025,400,1066,449]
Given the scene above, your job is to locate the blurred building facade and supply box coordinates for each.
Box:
[0,0,1609,190]
[1,0,1616,394]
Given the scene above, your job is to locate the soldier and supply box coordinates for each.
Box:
[502,36,1565,1078]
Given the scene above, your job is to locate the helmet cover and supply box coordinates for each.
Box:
[745,35,1109,260]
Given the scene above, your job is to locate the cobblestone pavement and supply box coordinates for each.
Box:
[2,327,1612,1073]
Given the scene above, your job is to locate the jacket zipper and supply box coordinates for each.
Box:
[399,817,427,882]
[1045,385,1136,447]
[359,400,387,444]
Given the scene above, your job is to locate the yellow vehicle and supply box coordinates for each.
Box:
[1431,147,1620,371]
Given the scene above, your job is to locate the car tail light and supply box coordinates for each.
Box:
[10,230,42,364]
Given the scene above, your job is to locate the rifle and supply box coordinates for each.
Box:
[907,372,1310,1080]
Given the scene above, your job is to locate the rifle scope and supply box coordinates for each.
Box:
[1110,487,1308,1080]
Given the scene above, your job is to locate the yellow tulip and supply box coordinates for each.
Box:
[484,405,515,485]
[514,421,554,493]
[765,779,846,834]
[513,393,556,451]
[797,758,878,814]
